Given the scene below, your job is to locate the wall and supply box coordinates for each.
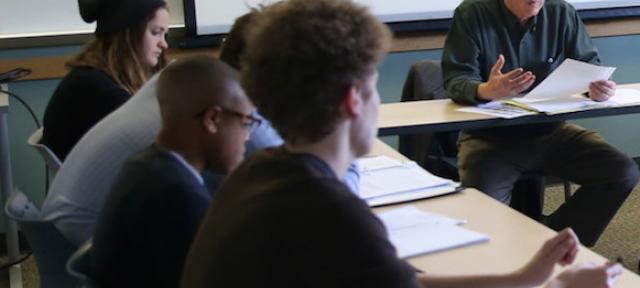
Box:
[1,34,640,231]
[0,0,184,38]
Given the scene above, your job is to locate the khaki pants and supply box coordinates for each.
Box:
[458,123,639,246]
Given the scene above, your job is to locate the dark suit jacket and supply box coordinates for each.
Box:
[92,145,211,288]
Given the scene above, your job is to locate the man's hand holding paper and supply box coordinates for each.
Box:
[589,79,617,102]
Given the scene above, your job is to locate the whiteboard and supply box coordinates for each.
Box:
[192,0,640,36]
[2,0,638,39]
[0,0,185,39]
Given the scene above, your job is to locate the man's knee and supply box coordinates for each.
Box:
[616,157,639,192]
[459,168,516,204]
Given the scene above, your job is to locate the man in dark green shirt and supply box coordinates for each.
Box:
[442,0,639,246]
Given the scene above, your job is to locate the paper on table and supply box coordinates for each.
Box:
[358,155,404,171]
[377,205,489,258]
[359,161,454,199]
[379,205,465,227]
[507,88,640,114]
[610,88,640,105]
[366,184,461,207]
[458,101,537,118]
[524,58,615,100]
[358,156,460,206]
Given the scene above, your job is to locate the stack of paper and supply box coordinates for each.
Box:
[358,156,460,206]
[504,88,640,114]
[377,205,489,258]
[457,59,640,118]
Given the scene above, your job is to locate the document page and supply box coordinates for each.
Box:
[458,101,537,118]
[377,205,489,258]
[358,156,460,206]
[509,88,640,114]
[524,58,615,100]
[359,161,454,199]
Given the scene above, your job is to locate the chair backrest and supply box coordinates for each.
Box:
[398,60,459,180]
[67,239,93,287]
[400,60,446,102]
[27,127,62,179]
[5,190,80,288]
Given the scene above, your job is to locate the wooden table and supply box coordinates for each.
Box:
[370,140,640,286]
[378,83,640,136]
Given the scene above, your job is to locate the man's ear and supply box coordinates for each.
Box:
[343,84,363,118]
[201,106,222,134]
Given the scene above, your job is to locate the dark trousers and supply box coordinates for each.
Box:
[458,123,639,246]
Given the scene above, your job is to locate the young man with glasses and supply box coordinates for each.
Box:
[91,55,253,287]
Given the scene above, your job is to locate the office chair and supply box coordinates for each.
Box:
[4,190,81,288]
[398,60,572,220]
[27,127,62,180]
[67,239,93,287]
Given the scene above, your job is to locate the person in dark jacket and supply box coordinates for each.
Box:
[91,55,255,288]
[442,0,639,246]
[42,0,170,160]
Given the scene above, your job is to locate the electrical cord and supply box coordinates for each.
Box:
[0,89,41,128]
[0,89,50,193]
[0,89,42,269]
[0,252,32,271]
[0,69,41,269]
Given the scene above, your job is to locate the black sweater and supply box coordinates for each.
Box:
[42,66,130,160]
[182,147,420,288]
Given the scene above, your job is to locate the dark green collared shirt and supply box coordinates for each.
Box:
[442,0,600,105]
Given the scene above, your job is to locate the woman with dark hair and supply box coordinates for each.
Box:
[41,0,170,160]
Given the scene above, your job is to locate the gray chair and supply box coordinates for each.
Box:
[5,190,80,288]
[67,239,93,287]
[27,127,62,180]
[398,60,572,219]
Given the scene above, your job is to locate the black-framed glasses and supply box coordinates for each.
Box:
[220,106,262,132]
[194,106,262,132]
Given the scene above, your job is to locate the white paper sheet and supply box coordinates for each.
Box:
[507,88,640,114]
[358,155,404,171]
[524,58,616,100]
[610,88,640,105]
[377,206,489,258]
[358,156,460,206]
[359,161,454,199]
[458,102,537,118]
[366,184,460,207]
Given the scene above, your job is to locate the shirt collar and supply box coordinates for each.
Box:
[280,147,338,180]
[500,0,539,33]
[166,150,205,185]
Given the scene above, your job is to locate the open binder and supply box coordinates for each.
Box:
[358,155,461,207]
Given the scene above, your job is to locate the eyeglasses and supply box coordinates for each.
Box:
[194,106,262,132]
[220,106,263,132]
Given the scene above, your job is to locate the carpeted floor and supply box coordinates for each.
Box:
[0,184,639,288]
[544,183,640,273]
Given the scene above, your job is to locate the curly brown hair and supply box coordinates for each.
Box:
[219,10,259,70]
[242,0,391,144]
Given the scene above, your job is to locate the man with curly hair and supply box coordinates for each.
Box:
[181,1,622,287]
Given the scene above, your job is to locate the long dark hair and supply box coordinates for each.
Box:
[67,5,169,94]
